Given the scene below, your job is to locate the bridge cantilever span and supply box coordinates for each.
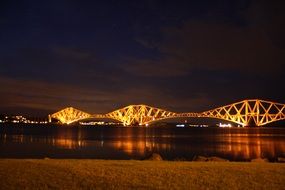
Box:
[49,107,91,124]
[49,99,285,126]
[104,104,178,126]
[200,99,285,126]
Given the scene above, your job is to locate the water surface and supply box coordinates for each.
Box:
[0,125,284,161]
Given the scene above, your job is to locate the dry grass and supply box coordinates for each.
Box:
[0,159,284,190]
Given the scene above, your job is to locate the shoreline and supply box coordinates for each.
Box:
[0,159,284,189]
[0,154,284,163]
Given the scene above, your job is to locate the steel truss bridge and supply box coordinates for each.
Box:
[49,99,285,126]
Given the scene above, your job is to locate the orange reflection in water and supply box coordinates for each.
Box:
[113,138,172,156]
[111,131,285,160]
[51,138,85,149]
[51,128,86,149]
[2,127,284,160]
[113,140,171,156]
[110,128,173,156]
[217,133,285,160]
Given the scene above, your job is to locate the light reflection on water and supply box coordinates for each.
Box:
[0,126,285,161]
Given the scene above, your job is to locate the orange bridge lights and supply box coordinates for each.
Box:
[49,99,285,126]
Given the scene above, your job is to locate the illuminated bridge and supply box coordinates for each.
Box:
[49,99,285,126]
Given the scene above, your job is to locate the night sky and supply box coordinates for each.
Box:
[0,0,284,116]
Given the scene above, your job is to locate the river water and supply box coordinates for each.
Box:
[0,125,284,161]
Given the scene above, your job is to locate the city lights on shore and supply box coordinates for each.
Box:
[0,115,48,124]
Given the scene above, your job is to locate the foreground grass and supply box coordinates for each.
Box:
[0,159,284,190]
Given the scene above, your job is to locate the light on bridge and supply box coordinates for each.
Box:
[49,99,285,127]
[218,123,232,128]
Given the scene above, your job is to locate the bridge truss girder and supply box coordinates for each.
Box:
[201,99,285,126]
[49,99,285,126]
[49,107,91,124]
[105,105,177,126]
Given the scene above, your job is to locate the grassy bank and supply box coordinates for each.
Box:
[0,159,284,190]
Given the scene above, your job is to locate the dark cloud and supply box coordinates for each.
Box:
[165,21,283,71]
[0,46,124,85]
[129,20,284,77]
[126,1,285,77]
[0,0,284,116]
[121,56,189,77]
[0,76,212,115]
[245,1,285,49]
[0,76,112,113]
